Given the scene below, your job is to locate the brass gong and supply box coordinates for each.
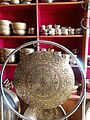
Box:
[14,51,75,109]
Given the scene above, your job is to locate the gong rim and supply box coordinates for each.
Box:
[0,40,86,120]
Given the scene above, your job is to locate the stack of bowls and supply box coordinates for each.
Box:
[0,20,12,36]
[12,22,26,36]
[19,48,34,59]
[0,48,15,63]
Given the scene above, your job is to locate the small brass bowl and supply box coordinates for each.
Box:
[12,22,26,30]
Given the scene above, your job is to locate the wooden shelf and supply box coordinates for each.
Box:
[0,64,17,66]
[0,1,84,8]
[69,92,90,100]
[0,1,88,120]
[0,35,83,39]
[69,94,80,100]
[0,1,84,7]
[38,1,84,5]
[87,55,90,57]
[86,92,90,99]
[87,66,90,68]
[0,3,36,7]
[0,36,37,39]
[39,35,83,38]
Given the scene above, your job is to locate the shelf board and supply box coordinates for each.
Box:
[87,66,90,68]
[87,55,90,57]
[86,92,90,99]
[0,35,83,39]
[39,35,83,38]
[0,64,17,67]
[0,36,37,39]
[38,1,84,5]
[69,94,80,100]
[69,92,90,100]
[0,1,84,7]
[0,3,36,7]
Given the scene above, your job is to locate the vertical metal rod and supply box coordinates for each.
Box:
[82,79,86,120]
[1,95,4,120]
[82,0,90,119]
[82,0,90,120]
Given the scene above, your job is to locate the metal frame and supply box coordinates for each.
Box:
[0,40,86,120]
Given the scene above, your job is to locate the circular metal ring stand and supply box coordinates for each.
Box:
[0,40,86,120]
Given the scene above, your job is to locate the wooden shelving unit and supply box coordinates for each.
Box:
[0,0,89,120]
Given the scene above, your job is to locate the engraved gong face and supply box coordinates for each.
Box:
[14,51,75,109]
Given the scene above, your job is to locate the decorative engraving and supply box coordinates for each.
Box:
[14,51,75,109]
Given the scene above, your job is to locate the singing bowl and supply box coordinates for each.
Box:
[0,55,15,63]
[23,105,67,120]
[0,48,15,56]
[0,20,12,26]
[14,51,75,109]
[0,88,21,120]
[12,22,26,30]
[19,48,34,59]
